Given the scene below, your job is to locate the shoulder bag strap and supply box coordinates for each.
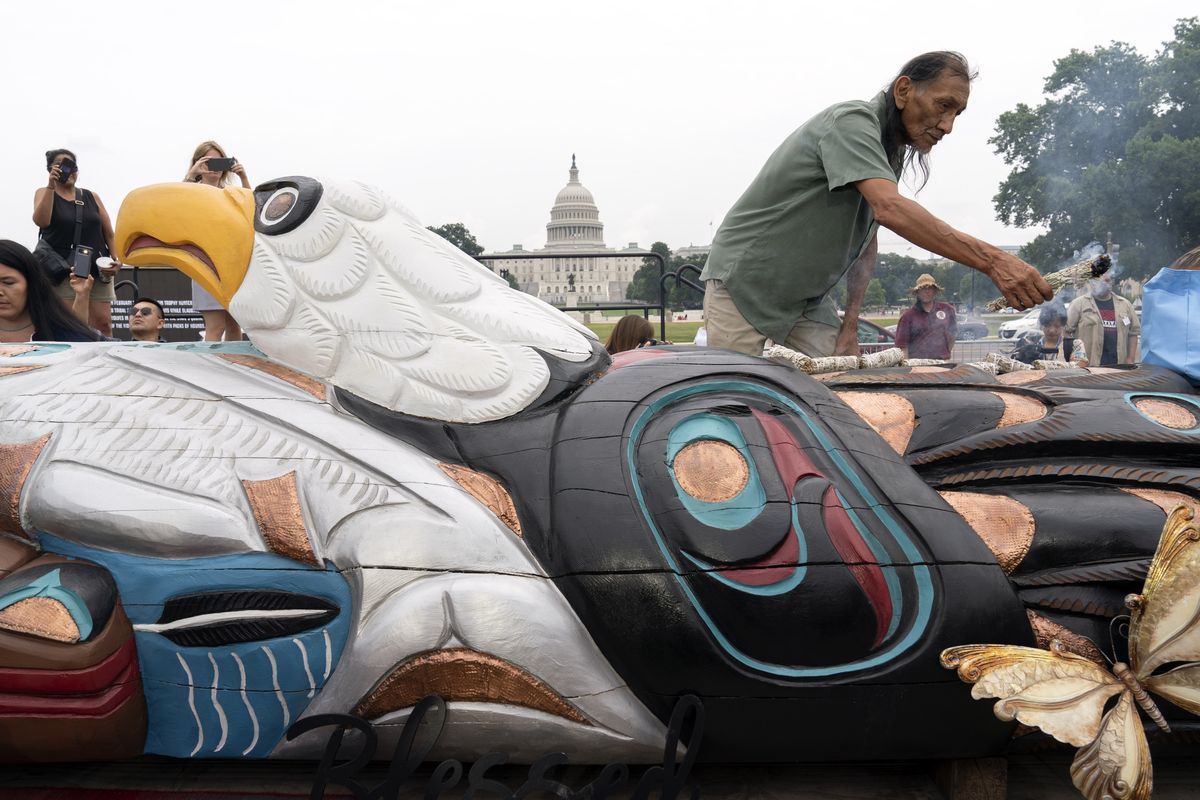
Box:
[72,189,87,250]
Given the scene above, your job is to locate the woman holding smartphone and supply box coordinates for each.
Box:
[32,148,121,336]
[0,240,101,344]
[185,140,251,342]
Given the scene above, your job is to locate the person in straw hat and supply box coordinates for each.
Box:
[895,273,956,359]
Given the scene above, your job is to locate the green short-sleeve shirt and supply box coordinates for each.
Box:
[700,93,902,342]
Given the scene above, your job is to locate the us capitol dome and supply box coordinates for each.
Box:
[487,156,650,306]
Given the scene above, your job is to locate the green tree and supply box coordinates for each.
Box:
[427,222,484,257]
[498,268,519,290]
[959,272,990,311]
[667,252,706,310]
[932,261,969,304]
[874,253,925,305]
[991,18,1200,278]
[626,241,672,304]
[864,278,886,309]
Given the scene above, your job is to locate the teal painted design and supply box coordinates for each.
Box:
[1124,392,1200,434]
[12,344,70,357]
[627,380,934,678]
[156,341,266,356]
[666,415,766,530]
[0,568,92,640]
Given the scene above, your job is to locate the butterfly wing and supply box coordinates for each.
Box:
[941,644,1124,747]
[1070,691,1153,800]
[1129,504,1200,714]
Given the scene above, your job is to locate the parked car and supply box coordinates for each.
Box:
[958,319,989,340]
[998,309,1042,339]
[857,318,897,354]
[885,319,989,340]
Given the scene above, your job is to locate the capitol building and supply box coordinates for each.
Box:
[486,156,651,305]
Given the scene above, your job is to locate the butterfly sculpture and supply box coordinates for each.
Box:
[941,504,1200,800]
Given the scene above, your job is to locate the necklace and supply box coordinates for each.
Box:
[0,323,33,332]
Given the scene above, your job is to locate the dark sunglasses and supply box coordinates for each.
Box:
[132,306,160,317]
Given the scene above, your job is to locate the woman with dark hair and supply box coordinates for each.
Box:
[604,315,657,354]
[31,149,121,336]
[0,240,101,343]
[701,51,1051,360]
[1011,304,1087,365]
[1036,303,1085,363]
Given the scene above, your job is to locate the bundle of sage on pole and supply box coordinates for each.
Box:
[985,253,1111,312]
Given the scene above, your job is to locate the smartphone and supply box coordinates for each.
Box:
[71,245,94,278]
[206,157,235,172]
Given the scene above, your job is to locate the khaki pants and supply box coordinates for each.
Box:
[53,274,116,303]
[703,280,838,357]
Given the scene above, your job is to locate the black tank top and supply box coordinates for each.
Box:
[38,189,107,262]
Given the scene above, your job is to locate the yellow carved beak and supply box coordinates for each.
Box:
[115,183,256,308]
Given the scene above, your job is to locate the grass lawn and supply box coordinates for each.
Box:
[585,313,1007,342]
[584,319,704,343]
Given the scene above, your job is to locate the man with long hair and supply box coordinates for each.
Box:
[701,52,1052,358]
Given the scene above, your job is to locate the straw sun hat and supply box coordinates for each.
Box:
[909,273,943,293]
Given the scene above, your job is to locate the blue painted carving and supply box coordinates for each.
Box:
[0,568,93,639]
[666,414,766,530]
[37,535,351,758]
[627,381,934,678]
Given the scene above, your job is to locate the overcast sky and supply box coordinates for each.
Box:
[3,1,1193,260]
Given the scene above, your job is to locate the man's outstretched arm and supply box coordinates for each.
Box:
[856,178,1052,310]
[833,232,878,357]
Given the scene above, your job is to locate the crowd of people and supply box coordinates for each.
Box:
[0,89,1190,388]
[2,141,250,345]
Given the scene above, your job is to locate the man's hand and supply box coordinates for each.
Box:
[833,318,860,357]
[987,252,1053,311]
[855,179,1054,310]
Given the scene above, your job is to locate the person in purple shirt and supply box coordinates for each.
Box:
[895,273,956,359]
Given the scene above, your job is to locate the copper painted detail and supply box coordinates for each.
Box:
[0,346,38,358]
[1026,610,1106,665]
[0,597,81,643]
[0,435,50,541]
[995,371,1046,386]
[938,490,1035,574]
[219,354,326,400]
[438,464,523,537]
[1134,397,1198,430]
[672,440,749,502]
[0,365,44,378]
[991,392,1048,428]
[1122,488,1198,518]
[908,366,949,374]
[354,648,588,724]
[241,472,319,566]
[835,391,916,455]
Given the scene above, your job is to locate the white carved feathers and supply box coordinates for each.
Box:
[229,178,598,423]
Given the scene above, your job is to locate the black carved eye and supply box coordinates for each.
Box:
[253,176,324,235]
[142,590,338,647]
